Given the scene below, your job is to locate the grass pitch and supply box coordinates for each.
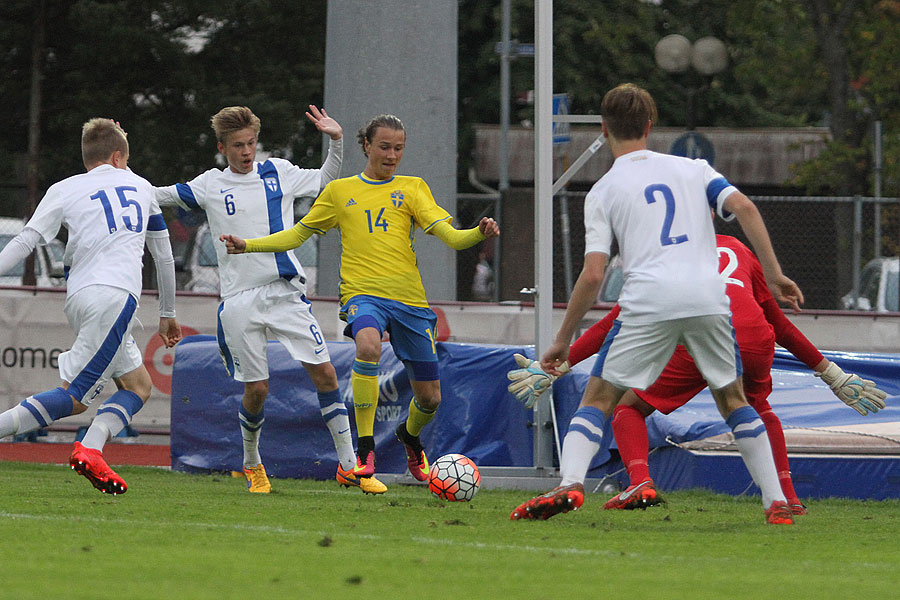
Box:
[1,461,898,600]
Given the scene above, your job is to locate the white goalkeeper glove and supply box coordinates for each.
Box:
[506,353,570,410]
[815,362,888,416]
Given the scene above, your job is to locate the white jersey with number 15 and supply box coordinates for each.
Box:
[26,164,161,300]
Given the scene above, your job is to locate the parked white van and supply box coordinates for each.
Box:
[0,217,66,288]
[841,257,899,312]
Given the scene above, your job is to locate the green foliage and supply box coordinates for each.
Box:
[0,0,896,198]
[2,461,900,599]
[790,140,870,194]
[0,0,327,192]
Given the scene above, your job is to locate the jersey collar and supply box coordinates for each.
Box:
[357,173,394,185]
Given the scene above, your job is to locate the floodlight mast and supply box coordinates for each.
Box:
[533,0,555,470]
[655,34,727,131]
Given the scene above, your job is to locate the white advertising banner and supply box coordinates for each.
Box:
[0,289,220,430]
[0,289,894,432]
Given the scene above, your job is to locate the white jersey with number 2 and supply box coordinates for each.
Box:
[584,149,737,323]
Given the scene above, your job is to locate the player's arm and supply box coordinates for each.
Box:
[306,105,343,189]
[542,251,608,374]
[507,304,620,408]
[723,191,803,311]
[154,183,202,211]
[224,188,336,254]
[0,227,41,277]
[569,305,620,366]
[0,187,64,277]
[222,222,313,254]
[759,294,824,369]
[428,217,499,250]
[145,214,181,348]
[759,294,887,415]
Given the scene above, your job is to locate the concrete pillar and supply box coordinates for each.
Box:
[321,1,458,303]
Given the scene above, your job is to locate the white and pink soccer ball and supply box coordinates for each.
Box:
[428,453,481,502]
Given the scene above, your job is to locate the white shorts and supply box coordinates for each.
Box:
[59,286,143,404]
[217,279,329,383]
[595,314,741,391]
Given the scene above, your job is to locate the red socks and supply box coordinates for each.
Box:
[612,404,651,486]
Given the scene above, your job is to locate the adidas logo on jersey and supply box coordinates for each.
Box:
[346,198,357,207]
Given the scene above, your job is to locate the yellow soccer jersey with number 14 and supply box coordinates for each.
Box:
[298,173,452,307]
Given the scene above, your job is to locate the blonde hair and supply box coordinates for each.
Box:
[210,106,261,143]
[601,83,658,141]
[81,118,128,167]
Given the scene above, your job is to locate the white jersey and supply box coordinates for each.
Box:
[584,150,737,323]
[155,158,324,299]
[26,164,164,299]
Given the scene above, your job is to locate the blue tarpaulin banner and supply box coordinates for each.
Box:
[171,337,900,498]
[171,336,537,479]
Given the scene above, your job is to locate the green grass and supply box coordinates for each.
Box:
[2,461,899,600]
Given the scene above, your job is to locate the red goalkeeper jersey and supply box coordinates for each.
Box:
[569,235,823,369]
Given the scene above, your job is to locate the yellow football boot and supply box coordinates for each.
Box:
[243,463,272,493]
[336,464,387,495]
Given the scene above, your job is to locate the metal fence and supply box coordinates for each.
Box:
[547,192,900,310]
[1,194,896,312]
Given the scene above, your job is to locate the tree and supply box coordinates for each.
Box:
[0,0,329,194]
[0,0,896,208]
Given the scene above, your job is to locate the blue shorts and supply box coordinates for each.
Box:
[341,295,439,380]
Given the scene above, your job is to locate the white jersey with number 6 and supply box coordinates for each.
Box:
[25,164,161,300]
[584,149,737,323]
[154,158,323,299]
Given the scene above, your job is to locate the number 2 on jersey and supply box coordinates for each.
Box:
[718,246,745,287]
[365,208,388,233]
[90,186,144,234]
[644,183,687,247]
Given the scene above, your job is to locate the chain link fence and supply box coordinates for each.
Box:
[542,192,900,310]
[1,194,896,312]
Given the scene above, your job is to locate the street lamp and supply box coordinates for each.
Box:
[654,34,728,131]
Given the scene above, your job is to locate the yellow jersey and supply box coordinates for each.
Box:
[299,173,452,307]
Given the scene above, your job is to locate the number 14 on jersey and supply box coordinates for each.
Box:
[365,208,388,233]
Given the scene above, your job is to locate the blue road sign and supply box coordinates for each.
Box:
[553,93,571,145]
[494,41,535,57]
[670,131,715,165]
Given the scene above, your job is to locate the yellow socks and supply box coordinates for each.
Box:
[352,359,379,437]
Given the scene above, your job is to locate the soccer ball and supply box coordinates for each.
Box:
[428,453,481,502]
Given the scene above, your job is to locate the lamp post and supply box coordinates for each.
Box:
[654,34,728,131]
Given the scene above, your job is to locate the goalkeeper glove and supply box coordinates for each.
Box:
[815,362,888,416]
[506,353,570,410]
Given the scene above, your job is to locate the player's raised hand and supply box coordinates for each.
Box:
[306,105,342,140]
[769,274,804,312]
[507,353,569,409]
[479,217,500,238]
[220,234,247,254]
[158,317,182,348]
[816,362,888,416]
